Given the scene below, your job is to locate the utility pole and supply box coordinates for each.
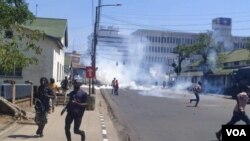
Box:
[35,4,38,17]
[91,0,102,94]
[91,0,121,94]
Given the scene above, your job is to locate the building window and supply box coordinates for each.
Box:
[0,67,22,77]
[176,38,181,44]
[170,37,173,43]
[162,37,166,43]
[234,43,239,49]
[173,37,176,44]
[224,63,228,67]
[234,61,240,66]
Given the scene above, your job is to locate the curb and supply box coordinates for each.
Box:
[100,89,132,141]
[0,121,16,136]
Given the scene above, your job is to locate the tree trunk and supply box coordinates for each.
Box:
[0,97,27,120]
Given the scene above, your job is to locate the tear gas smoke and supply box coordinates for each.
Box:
[94,36,170,89]
[82,30,226,97]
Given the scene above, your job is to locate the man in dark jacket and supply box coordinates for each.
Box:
[34,77,53,137]
[61,79,88,141]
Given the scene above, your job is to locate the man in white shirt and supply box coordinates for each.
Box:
[190,81,202,107]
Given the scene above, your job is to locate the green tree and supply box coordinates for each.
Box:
[172,44,193,76]
[172,32,217,78]
[0,0,43,73]
[190,33,212,68]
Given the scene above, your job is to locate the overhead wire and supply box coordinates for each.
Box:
[100,14,250,32]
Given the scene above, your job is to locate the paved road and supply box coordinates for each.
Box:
[101,88,250,141]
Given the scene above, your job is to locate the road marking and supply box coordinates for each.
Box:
[100,112,109,141]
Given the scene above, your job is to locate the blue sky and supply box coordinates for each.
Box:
[26,0,250,52]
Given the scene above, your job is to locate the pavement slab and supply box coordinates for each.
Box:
[0,87,120,141]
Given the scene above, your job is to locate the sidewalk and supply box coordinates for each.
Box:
[0,86,120,141]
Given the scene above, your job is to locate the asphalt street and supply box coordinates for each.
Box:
[101,88,250,141]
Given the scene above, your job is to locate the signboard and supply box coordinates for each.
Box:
[85,66,95,78]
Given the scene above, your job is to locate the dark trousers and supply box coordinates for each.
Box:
[65,112,85,141]
[36,124,45,135]
[114,88,118,95]
[190,93,199,106]
[217,111,250,136]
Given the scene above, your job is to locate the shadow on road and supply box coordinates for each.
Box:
[186,105,198,108]
[8,134,39,139]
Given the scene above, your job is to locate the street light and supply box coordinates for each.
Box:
[91,3,122,94]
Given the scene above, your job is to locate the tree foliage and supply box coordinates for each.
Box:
[172,32,215,76]
[0,0,43,73]
[172,44,193,75]
[189,33,213,65]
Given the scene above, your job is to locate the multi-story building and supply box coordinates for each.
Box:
[132,17,249,74]
[64,51,86,82]
[212,17,249,52]
[88,26,129,66]
[132,29,200,72]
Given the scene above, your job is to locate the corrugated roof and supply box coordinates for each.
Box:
[180,71,203,76]
[222,49,250,63]
[187,49,250,67]
[188,60,202,67]
[211,68,237,75]
[24,17,67,39]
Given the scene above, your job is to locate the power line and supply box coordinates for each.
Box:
[103,10,250,18]
[100,14,250,32]
[102,14,250,27]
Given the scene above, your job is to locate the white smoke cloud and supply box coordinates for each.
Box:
[94,35,162,88]
[83,30,196,97]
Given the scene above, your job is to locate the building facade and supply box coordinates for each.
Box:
[212,17,249,52]
[65,51,86,82]
[88,26,129,66]
[0,17,68,86]
[132,29,200,72]
[132,17,249,74]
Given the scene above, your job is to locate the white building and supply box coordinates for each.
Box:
[211,17,250,52]
[88,26,129,66]
[132,17,249,73]
[132,29,200,72]
[0,17,68,86]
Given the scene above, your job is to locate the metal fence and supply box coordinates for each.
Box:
[0,84,32,100]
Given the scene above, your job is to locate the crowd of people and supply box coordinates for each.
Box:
[34,76,88,141]
[33,75,250,141]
